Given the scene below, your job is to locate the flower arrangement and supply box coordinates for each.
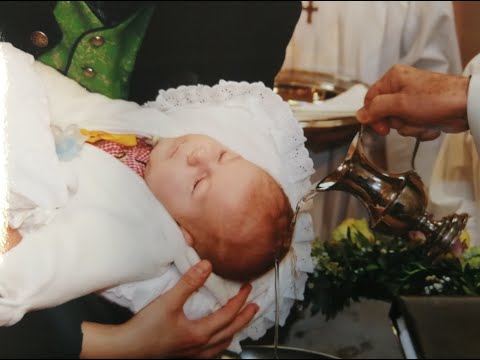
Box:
[303,218,480,319]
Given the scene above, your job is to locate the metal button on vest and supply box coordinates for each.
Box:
[89,36,105,48]
[31,31,49,48]
[83,67,96,78]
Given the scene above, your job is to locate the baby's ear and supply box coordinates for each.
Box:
[180,226,195,246]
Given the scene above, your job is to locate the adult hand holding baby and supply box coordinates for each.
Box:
[81,260,258,359]
[357,64,470,140]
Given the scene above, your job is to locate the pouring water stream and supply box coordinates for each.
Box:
[273,183,327,359]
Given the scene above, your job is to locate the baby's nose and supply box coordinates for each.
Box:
[187,147,214,168]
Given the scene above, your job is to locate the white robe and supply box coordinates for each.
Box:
[429,54,480,243]
[281,1,462,240]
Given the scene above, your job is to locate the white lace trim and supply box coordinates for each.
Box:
[146,81,315,346]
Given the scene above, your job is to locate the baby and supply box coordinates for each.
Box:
[4,132,292,283]
[0,43,315,350]
[86,132,294,281]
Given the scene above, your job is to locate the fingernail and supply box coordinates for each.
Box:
[252,304,260,313]
[356,108,366,122]
[241,283,252,292]
[197,260,211,275]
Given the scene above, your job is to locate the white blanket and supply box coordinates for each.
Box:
[0,43,315,352]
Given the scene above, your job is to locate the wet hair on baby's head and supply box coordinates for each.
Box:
[205,168,294,282]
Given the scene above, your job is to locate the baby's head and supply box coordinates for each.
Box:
[144,134,294,281]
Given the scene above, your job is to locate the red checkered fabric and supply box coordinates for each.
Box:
[93,138,153,178]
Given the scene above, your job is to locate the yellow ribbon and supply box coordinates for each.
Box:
[80,129,138,147]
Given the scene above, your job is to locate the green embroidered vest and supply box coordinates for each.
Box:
[39,1,154,99]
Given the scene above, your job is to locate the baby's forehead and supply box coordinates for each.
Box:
[214,166,278,220]
[178,133,224,145]
[221,159,272,191]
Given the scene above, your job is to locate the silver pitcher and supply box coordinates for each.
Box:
[315,128,468,249]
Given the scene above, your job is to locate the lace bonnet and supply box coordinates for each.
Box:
[146,81,315,348]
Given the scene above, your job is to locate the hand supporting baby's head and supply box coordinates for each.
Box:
[144,134,293,282]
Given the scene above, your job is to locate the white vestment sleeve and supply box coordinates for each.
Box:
[428,58,480,243]
[468,74,480,153]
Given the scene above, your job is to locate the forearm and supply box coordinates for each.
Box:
[80,322,134,359]
[72,296,135,359]
[81,318,169,359]
[0,294,132,358]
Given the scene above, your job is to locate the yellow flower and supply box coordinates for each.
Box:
[459,229,471,248]
[449,229,471,258]
[332,218,374,243]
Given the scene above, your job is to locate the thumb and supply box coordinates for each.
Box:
[165,260,212,308]
[357,108,390,136]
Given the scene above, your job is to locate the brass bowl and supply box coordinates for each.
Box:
[274,70,363,103]
[274,70,364,153]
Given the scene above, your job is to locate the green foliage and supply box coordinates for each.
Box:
[304,219,480,319]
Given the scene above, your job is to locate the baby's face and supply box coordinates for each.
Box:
[144,134,265,250]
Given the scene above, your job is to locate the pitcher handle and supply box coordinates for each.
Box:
[359,125,421,172]
[357,124,367,155]
[411,137,420,171]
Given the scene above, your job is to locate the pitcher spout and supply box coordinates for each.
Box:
[315,164,349,192]
[316,179,337,191]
